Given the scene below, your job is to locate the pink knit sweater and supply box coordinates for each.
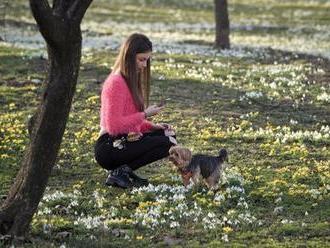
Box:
[100,73,153,136]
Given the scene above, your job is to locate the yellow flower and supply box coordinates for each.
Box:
[86,95,100,104]
[73,181,83,189]
[9,103,16,110]
[223,226,233,233]
[136,235,143,240]
[292,166,310,181]
[137,201,160,212]
[1,154,9,159]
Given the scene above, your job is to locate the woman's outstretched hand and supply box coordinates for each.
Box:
[151,123,176,136]
[159,123,174,131]
[151,123,166,130]
[144,105,164,117]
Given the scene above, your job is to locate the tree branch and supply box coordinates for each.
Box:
[53,0,66,16]
[67,0,93,24]
[53,0,75,16]
[29,0,56,44]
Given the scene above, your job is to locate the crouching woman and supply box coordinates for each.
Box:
[94,33,177,189]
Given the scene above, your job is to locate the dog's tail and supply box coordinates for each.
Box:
[218,148,228,163]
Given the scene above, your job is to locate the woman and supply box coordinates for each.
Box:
[94,33,177,189]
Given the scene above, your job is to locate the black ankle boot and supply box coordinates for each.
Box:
[105,166,132,189]
[120,166,149,187]
[132,176,149,187]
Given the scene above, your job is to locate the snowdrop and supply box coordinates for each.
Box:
[221,234,229,242]
[238,212,257,224]
[237,124,330,143]
[170,221,180,228]
[273,206,284,214]
[317,92,330,103]
[281,219,293,224]
[214,192,225,203]
[74,216,107,230]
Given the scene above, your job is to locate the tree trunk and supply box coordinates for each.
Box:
[0,0,92,237]
[214,0,230,49]
[0,38,81,237]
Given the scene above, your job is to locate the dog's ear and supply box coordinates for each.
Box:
[175,148,182,160]
[184,148,192,163]
[176,148,187,167]
[169,146,181,166]
[179,148,191,166]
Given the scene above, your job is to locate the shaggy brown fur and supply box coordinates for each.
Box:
[169,146,229,189]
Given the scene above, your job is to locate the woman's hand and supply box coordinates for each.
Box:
[151,123,166,130]
[159,123,174,131]
[151,123,176,136]
[162,123,175,136]
[144,105,164,118]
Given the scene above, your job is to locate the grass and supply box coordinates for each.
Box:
[1,0,330,247]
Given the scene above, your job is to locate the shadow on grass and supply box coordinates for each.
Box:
[0,52,46,83]
[156,77,330,127]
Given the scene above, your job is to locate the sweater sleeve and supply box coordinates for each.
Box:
[102,78,145,135]
[140,120,154,133]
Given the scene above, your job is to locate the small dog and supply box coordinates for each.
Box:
[169,146,229,189]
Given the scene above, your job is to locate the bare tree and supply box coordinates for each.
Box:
[214,0,230,49]
[0,0,9,41]
[0,0,93,237]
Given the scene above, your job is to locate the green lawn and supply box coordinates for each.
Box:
[1,0,329,247]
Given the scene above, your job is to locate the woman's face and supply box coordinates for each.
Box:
[136,51,151,71]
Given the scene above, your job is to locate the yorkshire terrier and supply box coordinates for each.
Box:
[169,146,229,189]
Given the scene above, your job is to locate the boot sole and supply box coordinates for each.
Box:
[127,172,148,183]
[105,177,131,189]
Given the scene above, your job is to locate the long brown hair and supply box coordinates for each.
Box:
[113,33,152,111]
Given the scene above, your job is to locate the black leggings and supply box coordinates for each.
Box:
[94,130,176,171]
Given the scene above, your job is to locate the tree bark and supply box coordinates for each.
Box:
[214,0,230,49]
[0,0,92,237]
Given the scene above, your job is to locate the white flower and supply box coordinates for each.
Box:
[221,234,229,242]
[214,192,225,202]
[207,212,216,218]
[273,206,284,214]
[245,91,263,99]
[170,221,180,228]
[317,92,330,102]
[289,119,298,125]
[281,219,293,224]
